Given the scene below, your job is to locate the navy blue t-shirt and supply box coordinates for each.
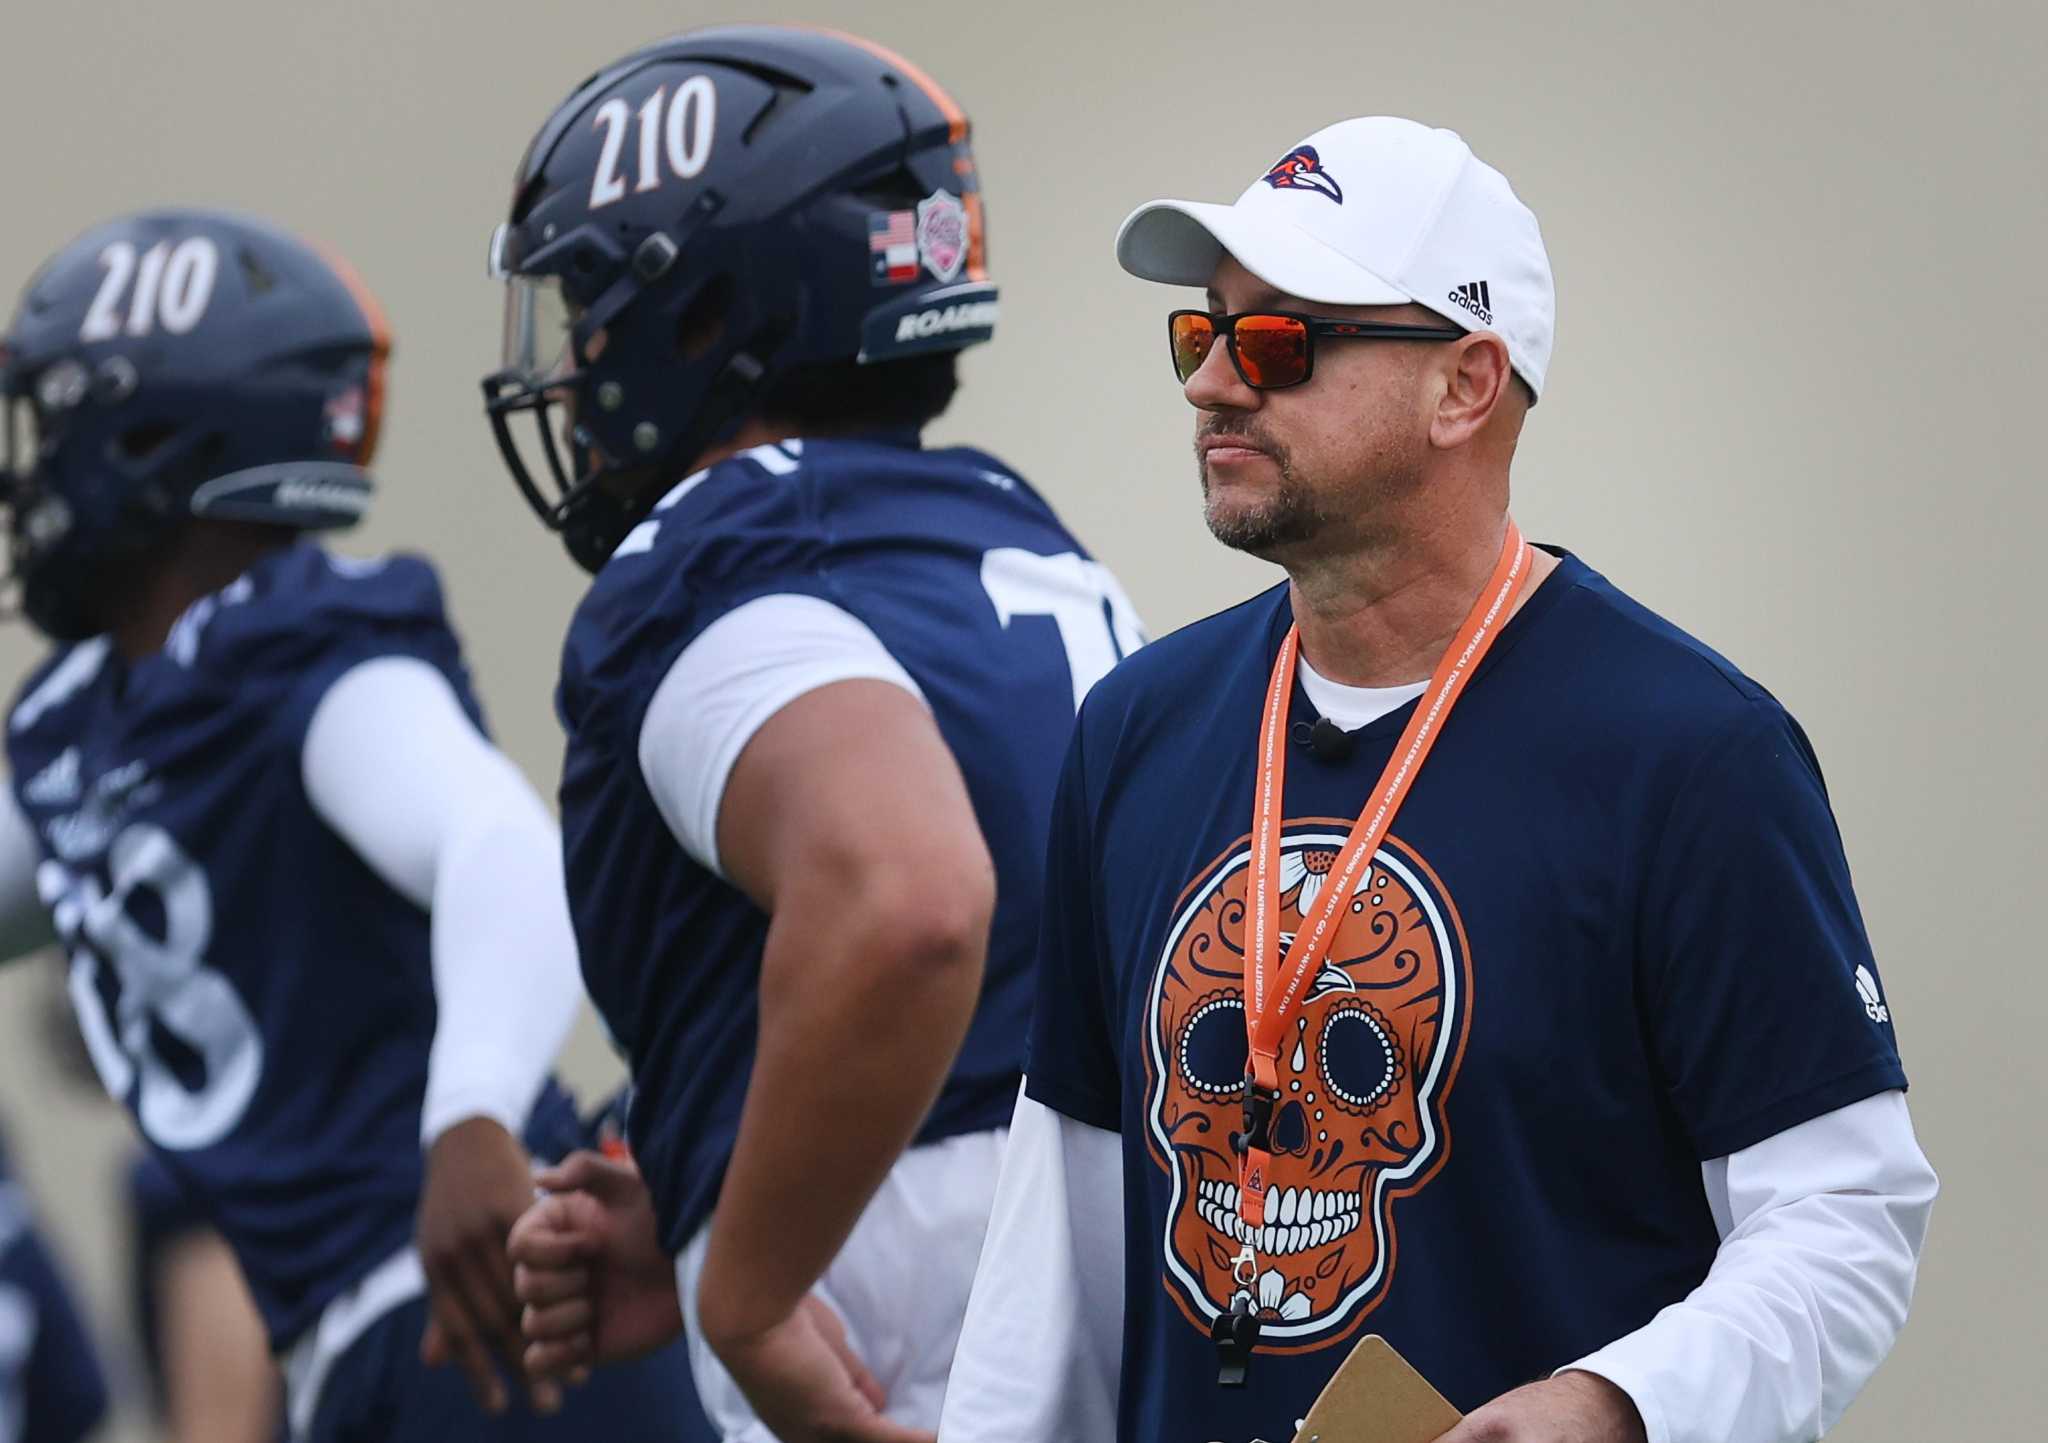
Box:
[0,1136,109,1443]
[557,433,1143,1255]
[6,544,489,1349]
[1026,553,1907,1441]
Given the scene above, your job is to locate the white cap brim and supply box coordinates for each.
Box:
[1115,199,1412,308]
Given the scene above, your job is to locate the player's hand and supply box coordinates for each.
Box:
[1435,1371,1647,1443]
[416,1115,556,1416]
[510,1149,683,1399]
[702,1293,933,1443]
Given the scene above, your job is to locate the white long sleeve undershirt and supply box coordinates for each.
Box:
[941,1084,1126,1441]
[301,655,581,1145]
[1565,1088,1937,1443]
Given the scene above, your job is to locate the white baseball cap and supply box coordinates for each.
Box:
[1117,117,1555,398]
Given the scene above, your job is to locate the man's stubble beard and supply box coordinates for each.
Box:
[1201,446,1330,559]
[1200,430,1425,563]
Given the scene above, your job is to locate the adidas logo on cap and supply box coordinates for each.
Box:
[1448,280,1493,325]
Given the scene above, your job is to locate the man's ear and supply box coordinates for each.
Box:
[1429,332,1514,450]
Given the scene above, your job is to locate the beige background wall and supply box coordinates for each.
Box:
[0,1,2040,1438]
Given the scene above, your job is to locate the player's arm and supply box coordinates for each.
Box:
[937,1087,1125,1443]
[693,676,991,1430]
[616,590,986,1439]
[301,655,584,1413]
[0,788,55,963]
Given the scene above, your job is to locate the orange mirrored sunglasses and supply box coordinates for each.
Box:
[1167,309,1465,390]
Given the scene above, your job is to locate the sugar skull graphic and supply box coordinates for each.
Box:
[1143,823,1470,1350]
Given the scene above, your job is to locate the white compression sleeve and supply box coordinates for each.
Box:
[1566,1090,1937,1443]
[301,656,582,1145]
[0,790,52,963]
[938,1087,1124,1442]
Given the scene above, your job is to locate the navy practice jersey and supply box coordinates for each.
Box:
[6,544,485,1348]
[128,1082,581,1434]
[0,1135,109,1443]
[558,431,1143,1255]
[1026,552,1908,1441]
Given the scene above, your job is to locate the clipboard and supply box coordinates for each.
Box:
[1288,1335,1463,1443]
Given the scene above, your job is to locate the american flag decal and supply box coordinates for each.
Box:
[869,210,918,284]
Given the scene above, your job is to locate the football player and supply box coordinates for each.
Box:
[485,26,1143,1443]
[0,209,710,1442]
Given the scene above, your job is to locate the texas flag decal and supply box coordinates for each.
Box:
[870,210,919,284]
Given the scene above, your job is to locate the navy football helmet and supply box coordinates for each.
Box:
[485,25,999,571]
[0,210,389,640]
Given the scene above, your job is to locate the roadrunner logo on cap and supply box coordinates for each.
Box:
[1261,145,1344,204]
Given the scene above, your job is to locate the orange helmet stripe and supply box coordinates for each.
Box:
[803,25,969,145]
[303,236,392,467]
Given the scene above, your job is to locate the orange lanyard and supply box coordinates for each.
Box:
[1235,520,1529,1243]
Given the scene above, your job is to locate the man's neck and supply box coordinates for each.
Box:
[109,526,287,662]
[1283,512,1555,687]
[688,418,797,475]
